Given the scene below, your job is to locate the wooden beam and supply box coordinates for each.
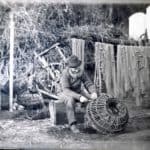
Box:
[55,46,66,61]
[37,89,59,100]
[98,37,139,45]
[9,11,14,112]
[34,51,55,80]
[71,36,150,46]
[38,43,59,57]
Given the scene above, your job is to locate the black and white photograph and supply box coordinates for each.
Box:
[0,0,150,149]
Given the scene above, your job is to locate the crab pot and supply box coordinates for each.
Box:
[85,93,129,134]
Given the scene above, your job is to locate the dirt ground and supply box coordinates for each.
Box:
[0,100,150,150]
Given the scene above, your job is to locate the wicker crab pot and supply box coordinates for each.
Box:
[85,94,129,134]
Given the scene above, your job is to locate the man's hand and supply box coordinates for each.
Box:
[90,92,98,100]
[80,96,88,103]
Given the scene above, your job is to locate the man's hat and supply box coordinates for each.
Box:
[67,55,82,68]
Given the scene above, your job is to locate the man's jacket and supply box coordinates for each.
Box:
[59,68,96,99]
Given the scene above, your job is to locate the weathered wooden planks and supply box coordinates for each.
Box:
[94,42,105,95]
[116,45,135,97]
[95,42,150,106]
[94,42,116,96]
[117,45,150,106]
[72,38,85,69]
[105,43,117,97]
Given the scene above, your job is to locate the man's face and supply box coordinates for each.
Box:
[70,66,81,74]
[69,65,83,78]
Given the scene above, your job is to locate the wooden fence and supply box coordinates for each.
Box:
[71,39,150,106]
[117,45,150,106]
[94,42,117,97]
[72,38,85,69]
[94,42,150,106]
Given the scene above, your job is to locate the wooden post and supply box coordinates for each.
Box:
[94,42,103,95]
[135,49,142,106]
[9,11,14,112]
[49,101,56,126]
[105,44,116,97]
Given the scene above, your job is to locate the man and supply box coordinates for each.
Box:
[58,55,97,133]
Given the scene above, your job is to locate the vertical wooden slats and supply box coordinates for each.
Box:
[95,42,150,106]
[105,44,116,96]
[117,45,150,106]
[94,42,105,95]
[94,42,116,96]
[72,38,85,69]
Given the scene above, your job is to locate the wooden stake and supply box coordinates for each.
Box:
[49,101,56,126]
[38,43,59,57]
[9,11,14,112]
[55,46,66,61]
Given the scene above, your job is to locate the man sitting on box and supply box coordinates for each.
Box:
[58,55,97,133]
